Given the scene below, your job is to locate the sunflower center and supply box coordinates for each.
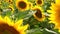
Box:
[0,23,20,34]
[35,9,42,18]
[9,0,12,2]
[18,1,27,9]
[37,0,42,4]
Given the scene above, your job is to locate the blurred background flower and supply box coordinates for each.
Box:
[0,0,60,34]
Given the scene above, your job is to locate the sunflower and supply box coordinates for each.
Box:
[0,16,29,34]
[36,0,44,6]
[16,0,29,11]
[4,0,12,3]
[32,6,45,21]
[4,0,8,2]
[8,0,13,4]
[9,4,14,13]
[47,0,60,32]
[28,2,33,9]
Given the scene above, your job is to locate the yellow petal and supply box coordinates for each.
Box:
[14,19,23,28]
[55,0,60,5]
[20,31,26,34]
[4,16,14,26]
[0,15,3,21]
[0,16,5,24]
[19,24,29,31]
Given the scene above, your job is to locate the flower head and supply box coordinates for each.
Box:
[16,0,29,11]
[47,0,60,32]
[28,2,33,9]
[36,0,44,6]
[9,4,14,13]
[0,16,29,34]
[32,6,45,21]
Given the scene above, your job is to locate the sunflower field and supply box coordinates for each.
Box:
[0,0,60,34]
